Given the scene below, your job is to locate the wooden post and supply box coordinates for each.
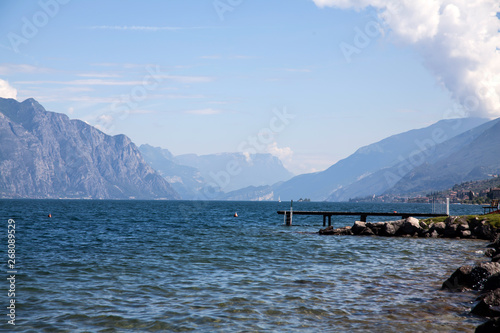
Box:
[323,215,326,227]
[328,215,332,227]
[360,214,367,222]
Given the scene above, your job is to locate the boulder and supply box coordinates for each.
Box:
[460,230,472,238]
[430,222,446,235]
[482,273,500,292]
[366,222,385,236]
[485,248,497,258]
[473,224,497,241]
[442,263,500,291]
[443,224,459,238]
[360,226,375,236]
[397,217,422,236]
[469,217,484,230]
[442,265,473,291]
[445,216,458,224]
[475,317,500,333]
[455,216,469,226]
[319,226,334,235]
[352,221,367,235]
[319,226,353,236]
[429,230,439,238]
[471,288,500,317]
[487,235,500,250]
[383,219,405,236]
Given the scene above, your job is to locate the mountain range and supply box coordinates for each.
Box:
[226,117,490,201]
[139,144,294,199]
[1,97,499,201]
[0,98,179,199]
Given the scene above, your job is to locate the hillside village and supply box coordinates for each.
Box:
[350,176,500,205]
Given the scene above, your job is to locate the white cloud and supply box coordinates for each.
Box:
[0,79,17,99]
[282,68,312,73]
[0,64,52,75]
[265,142,294,163]
[77,72,121,78]
[314,0,500,118]
[85,26,212,32]
[184,108,222,115]
[162,75,214,83]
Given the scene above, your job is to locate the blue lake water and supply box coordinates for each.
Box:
[0,200,491,332]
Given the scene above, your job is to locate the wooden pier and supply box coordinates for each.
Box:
[277,210,448,226]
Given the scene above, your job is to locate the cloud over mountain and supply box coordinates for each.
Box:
[0,79,17,99]
[314,0,500,118]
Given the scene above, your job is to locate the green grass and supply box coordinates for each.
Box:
[422,214,500,228]
[421,216,448,225]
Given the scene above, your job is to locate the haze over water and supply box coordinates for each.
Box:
[3,200,489,332]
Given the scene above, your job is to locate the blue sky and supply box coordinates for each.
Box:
[0,0,498,174]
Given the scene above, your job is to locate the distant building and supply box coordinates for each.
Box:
[490,188,500,199]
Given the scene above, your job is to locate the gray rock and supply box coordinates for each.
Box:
[319,226,353,236]
[471,288,500,317]
[473,224,497,241]
[429,230,440,238]
[431,222,446,235]
[460,230,472,238]
[483,273,500,292]
[442,263,500,291]
[442,265,473,291]
[397,217,422,236]
[475,317,500,333]
[366,222,385,236]
[352,221,367,235]
[444,224,459,238]
[485,248,497,258]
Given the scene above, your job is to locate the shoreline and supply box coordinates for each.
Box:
[319,215,500,332]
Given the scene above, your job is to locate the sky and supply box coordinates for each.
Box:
[0,0,498,175]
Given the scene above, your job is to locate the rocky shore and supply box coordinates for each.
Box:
[319,216,500,332]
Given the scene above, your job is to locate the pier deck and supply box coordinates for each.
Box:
[277,210,448,226]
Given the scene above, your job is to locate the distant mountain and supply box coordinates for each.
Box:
[140,145,293,198]
[0,98,179,199]
[139,144,220,199]
[328,118,500,201]
[173,152,294,193]
[220,185,275,201]
[387,117,500,196]
[265,117,488,201]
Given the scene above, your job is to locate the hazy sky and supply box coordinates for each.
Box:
[0,0,498,174]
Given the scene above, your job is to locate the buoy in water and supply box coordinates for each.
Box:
[48,213,52,218]
[234,212,238,217]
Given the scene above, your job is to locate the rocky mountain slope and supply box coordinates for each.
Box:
[329,118,500,201]
[0,98,179,199]
[387,118,500,196]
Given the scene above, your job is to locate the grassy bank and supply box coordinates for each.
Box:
[423,214,500,229]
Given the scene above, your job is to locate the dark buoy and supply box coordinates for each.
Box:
[48,213,52,218]
[234,212,238,217]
